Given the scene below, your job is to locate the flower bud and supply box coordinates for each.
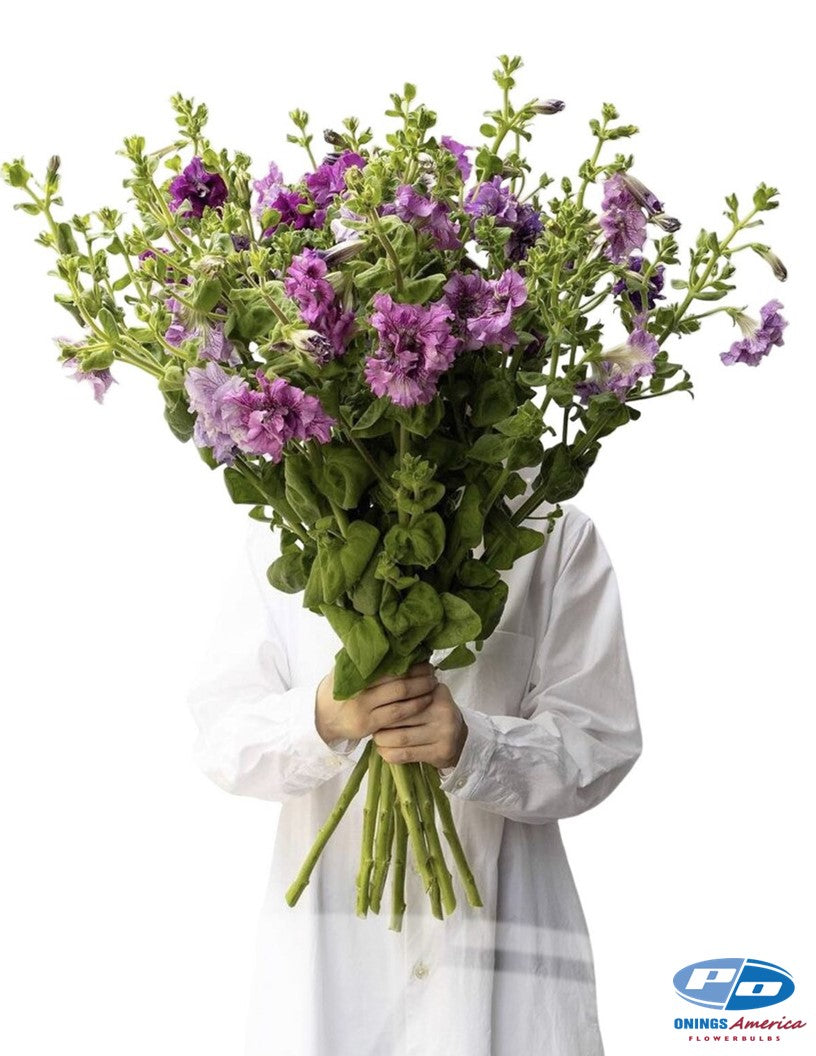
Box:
[618,172,663,214]
[323,128,348,147]
[194,253,226,278]
[320,239,367,266]
[651,213,682,233]
[753,244,787,282]
[532,99,565,115]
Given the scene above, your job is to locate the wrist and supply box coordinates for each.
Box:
[314,679,338,746]
[444,708,469,768]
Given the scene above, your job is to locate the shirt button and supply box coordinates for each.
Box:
[412,961,430,980]
[454,776,467,790]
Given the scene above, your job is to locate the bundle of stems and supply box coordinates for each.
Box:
[284,742,483,930]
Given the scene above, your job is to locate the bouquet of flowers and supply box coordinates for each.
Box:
[3,54,788,931]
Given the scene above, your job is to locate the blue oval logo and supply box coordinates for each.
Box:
[674,958,794,1011]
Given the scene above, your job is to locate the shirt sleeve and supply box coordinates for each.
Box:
[436,514,643,824]
[185,524,362,803]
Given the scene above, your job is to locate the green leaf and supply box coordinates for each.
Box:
[350,396,389,433]
[97,307,119,338]
[468,433,513,463]
[456,558,500,589]
[350,552,383,615]
[192,277,222,313]
[163,390,195,443]
[435,644,476,670]
[223,466,267,504]
[535,443,584,501]
[285,453,323,524]
[506,437,543,470]
[79,346,115,371]
[445,483,484,557]
[303,520,380,607]
[401,274,447,304]
[426,593,482,649]
[470,378,517,427]
[267,550,310,593]
[318,445,376,509]
[458,580,509,639]
[384,512,445,568]
[320,606,389,679]
[56,222,79,255]
[380,581,444,656]
[391,396,443,437]
[483,506,546,569]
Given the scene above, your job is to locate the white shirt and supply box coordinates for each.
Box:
[186,483,642,1056]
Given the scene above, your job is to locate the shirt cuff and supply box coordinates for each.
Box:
[286,683,363,779]
[436,705,501,797]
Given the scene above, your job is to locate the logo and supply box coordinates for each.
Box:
[674,958,795,1011]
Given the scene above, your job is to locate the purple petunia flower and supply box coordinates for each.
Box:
[440,135,473,181]
[464,176,543,261]
[612,254,667,312]
[389,185,462,251]
[441,271,494,350]
[364,293,460,407]
[284,248,355,359]
[575,321,659,403]
[442,268,527,352]
[184,363,335,464]
[331,204,366,243]
[164,296,241,367]
[465,269,528,352]
[252,161,286,219]
[305,151,365,208]
[260,188,326,237]
[168,157,229,220]
[58,344,118,404]
[184,361,249,465]
[599,173,647,263]
[720,299,788,367]
[506,203,544,263]
[464,175,518,225]
[219,368,335,460]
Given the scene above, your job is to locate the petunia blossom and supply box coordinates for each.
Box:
[575,322,659,403]
[720,299,788,367]
[364,293,460,407]
[599,173,647,263]
[168,157,228,219]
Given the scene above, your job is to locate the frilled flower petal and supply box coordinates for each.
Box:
[599,173,647,263]
[364,294,460,407]
[168,157,228,219]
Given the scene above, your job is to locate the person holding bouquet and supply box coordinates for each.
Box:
[186,465,642,1056]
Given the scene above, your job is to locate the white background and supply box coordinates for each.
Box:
[0,2,811,1053]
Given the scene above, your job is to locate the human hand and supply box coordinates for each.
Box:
[372,680,468,770]
[315,661,439,746]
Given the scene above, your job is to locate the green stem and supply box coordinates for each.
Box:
[369,763,396,914]
[338,414,397,497]
[425,765,483,908]
[390,762,441,918]
[232,455,310,545]
[405,764,442,918]
[414,763,456,915]
[657,207,759,346]
[356,749,383,917]
[285,741,373,906]
[389,806,409,932]
[368,210,404,294]
[576,119,608,211]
